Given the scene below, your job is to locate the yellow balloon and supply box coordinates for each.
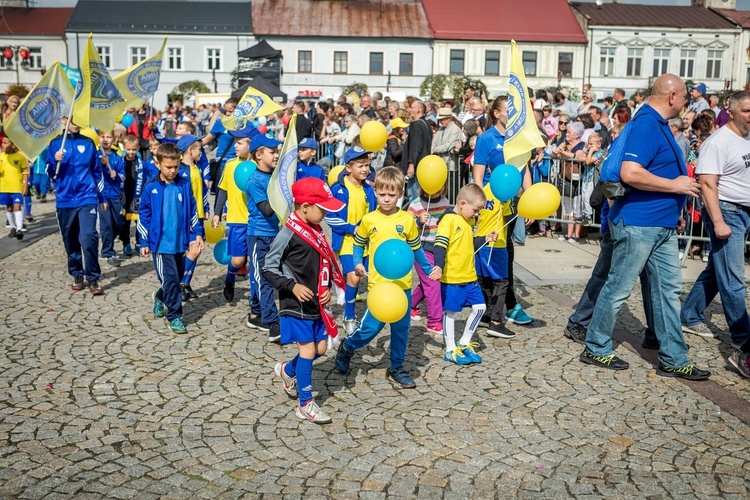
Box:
[517,182,561,220]
[366,282,409,324]
[328,164,345,186]
[204,220,224,244]
[416,155,448,195]
[360,121,388,152]
[79,127,100,149]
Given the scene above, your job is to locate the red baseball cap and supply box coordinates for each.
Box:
[292,177,345,212]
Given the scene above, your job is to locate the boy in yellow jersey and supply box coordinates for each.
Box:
[325,146,376,334]
[213,124,257,303]
[334,166,437,389]
[177,135,210,301]
[432,184,497,365]
[475,181,515,340]
[0,137,29,240]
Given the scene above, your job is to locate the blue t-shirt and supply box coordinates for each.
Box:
[246,169,279,236]
[600,201,610,234]
[296,161,326,182]
[473,126,505,186]
[609,105,687,228]
[210,119,237,166]
[156,183,183,254]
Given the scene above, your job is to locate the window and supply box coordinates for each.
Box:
[206,48,221,71]
[600,47,615,76]
[369,52,383,75]
[399,53,413,75]
[130,46,147,66]
[653,48,670,77]
[558,52,573,78]
[680,49,696,78]
[28,47,43,70]
[334,51,347,74]
[522,51,537,77]
[298,50,311,73]
[450,49,464,75]
[97,45,111,68]
[485,50,500,76]
[167,47,182,70]
[626,48,643,77]
[706,49,722,79]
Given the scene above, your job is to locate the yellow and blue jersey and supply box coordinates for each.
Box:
[434,210,477,284]
[219,158,250,225]
[475,184,513,249]
[0,152,29,193]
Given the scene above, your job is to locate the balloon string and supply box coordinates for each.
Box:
[419,198,431,241]
[474,214,518,256]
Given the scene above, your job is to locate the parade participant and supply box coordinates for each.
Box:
[97,130,125,267]
[0,137,29,240]
[295,137,325,181]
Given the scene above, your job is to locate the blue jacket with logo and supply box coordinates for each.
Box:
[46,133,104,208]
[137,175,204,253]
[325,169,377,253]
[99,150,125,200]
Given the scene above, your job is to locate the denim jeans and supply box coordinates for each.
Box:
[585,220,690,368]
[512,215,526,244]
[681,202,750,346]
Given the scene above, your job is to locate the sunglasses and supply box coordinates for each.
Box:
[559,121,569,124]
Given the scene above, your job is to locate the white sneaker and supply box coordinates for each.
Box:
[558,235,568,241]
[274,362,297,398]
[678,251,685,260]
[295,400,332,424]
[702,254,709,263]
[344,319,357,335]
[682,322,717,338]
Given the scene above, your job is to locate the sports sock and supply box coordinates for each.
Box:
[226,261,241,284]
[344,284,358,320]
[14,211,23,231]
[285,355,299,377]
[6,212,15,229]
[23,197,31,217]
[443,311,458,352]
[460,304,486,346]
[182,256,197,284]
[296,356,314,406]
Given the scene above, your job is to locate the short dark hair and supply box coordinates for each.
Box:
[224,97,239,107]
[155,143,181,162]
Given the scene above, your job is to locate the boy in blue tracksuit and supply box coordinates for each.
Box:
[47,121,106,295]
[138,143,205,334]
[295,137,326,181]
[98,130,126,267]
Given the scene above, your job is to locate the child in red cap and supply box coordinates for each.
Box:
[262,177,345,424]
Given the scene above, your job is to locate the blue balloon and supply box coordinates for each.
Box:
[252,119,260,127]
[373,239,414,280]
[213,239,231,265]
[121,114,134,127]
[489,164,523,202]
[234,160,256,193]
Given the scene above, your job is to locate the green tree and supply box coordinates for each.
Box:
[168,80,211,104]
[4,84,28,98]
[420,75,487,105]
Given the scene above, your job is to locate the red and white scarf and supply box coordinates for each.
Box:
[286,211,346,337]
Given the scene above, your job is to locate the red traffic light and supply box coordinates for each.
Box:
[18,47,29,60]
[2,47,13,60]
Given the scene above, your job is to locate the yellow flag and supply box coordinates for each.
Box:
[268,115,297,223]
[73,33,126,131]
[114,38,166,108]
[347,92,360,108]
[221,85,282,131]
[505,40,545,168]
[4,61,75,159]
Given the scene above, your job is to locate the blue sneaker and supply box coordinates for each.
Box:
[123,244,133,257]
[458,343,482,364]
[168,317,187,334]
[505,304,533,325]
[335,341,354,374]
[152,291,166,318]
[386,366,416,388]
[444,348,472,365]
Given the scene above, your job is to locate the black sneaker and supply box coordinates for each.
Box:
[563,323,587,345]
[223,280,235,302]
[15,229,23,240]
[656,363,710,380]
[180,284,191,302]
[8,228,16,239]
[40,194,47,203]
[71,276,85,291]
[579,349,629,370]
[268,322,281,343]
[184,283,198,299]
[641,337,660,350]
[246,314,270,332]
[25,216,34,223]
[88,280,103,296]
[334,341,354,374]
[386,366,417,389]
[486,322,515,339]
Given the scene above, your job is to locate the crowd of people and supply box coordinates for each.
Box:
[2,72,750,424]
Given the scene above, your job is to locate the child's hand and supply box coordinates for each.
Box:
[194,235,205,251]
[293,283,314,302]
[211,215,220,228]
[101,155,109,167]
[429,266,442,281]
[319,288,331,306]
[486,231,498,243]
[354,264,366,277]
[204,213,210,220]
[54,150,65,161]
[141,246,149,258]
[109,169,117,179]
[419,213,429,224]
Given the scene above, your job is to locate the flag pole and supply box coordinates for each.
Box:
[55,90,80,176]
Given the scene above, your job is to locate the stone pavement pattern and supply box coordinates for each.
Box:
[1,201,749,498]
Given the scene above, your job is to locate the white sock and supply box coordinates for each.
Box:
[443,311,457,352]
[6,212,15,229]
[460,304,486,346]
[14,211,23,231]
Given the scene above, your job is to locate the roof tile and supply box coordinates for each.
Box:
[573,3,736,29]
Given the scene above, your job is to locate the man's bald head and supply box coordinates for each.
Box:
[652,74,685,97]
[649,73,688,119]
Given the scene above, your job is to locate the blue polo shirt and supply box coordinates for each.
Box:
[609,105,687,228]
[246,169,280,237]
[473,126,505,186]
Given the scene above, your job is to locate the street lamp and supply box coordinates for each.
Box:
[2,45,32,85]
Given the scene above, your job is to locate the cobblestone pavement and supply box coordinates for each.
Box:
[1,200,749,498]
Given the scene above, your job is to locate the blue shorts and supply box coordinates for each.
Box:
[339,254,369,275]
[475,246,509,280]
[227,224,248,257]
[0,193,22,206]
[441,282,485,312]
[280,315,327,345]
